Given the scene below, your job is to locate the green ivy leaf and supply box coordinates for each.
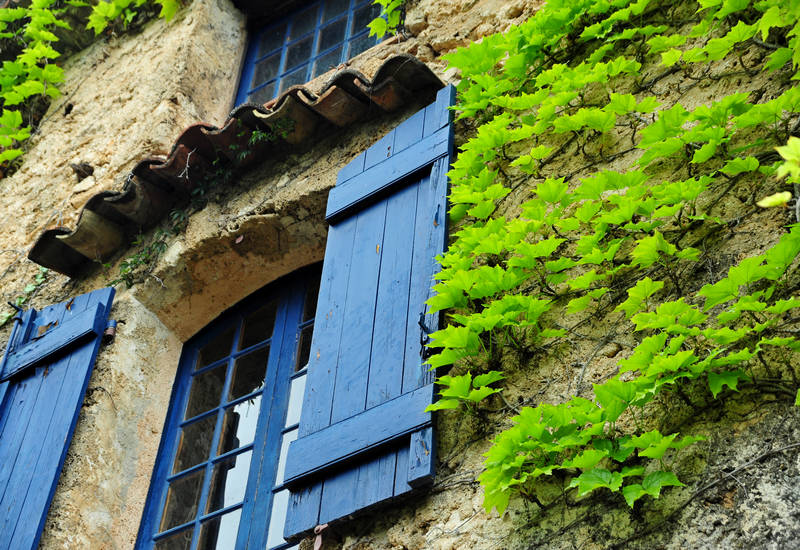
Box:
[425,399,461,412]
[708,370,748,398]
[473,371,505,387]
[661,48,682,67]
[623,484,646,507]
[157,0,180,20]
[721,156,759,176]
[641,470,684,496]
[568,468,623,495]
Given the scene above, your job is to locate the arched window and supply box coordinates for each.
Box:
[137,266,320,550]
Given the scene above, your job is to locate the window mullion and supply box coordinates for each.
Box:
[233,293,292,550]
[342,0,356,65]
[189,316,244,550]
[306,1,325,86]
[249,278,308,550]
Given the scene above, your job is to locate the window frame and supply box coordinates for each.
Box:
[235,0,383,106]
[136,266,320,550]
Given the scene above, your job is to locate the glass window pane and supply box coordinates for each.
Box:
[303,272,321,322]
[289,6,319,39]
[351,3,381,33]
[274,428,298,486]
[197,509,242,550]
[160,470,204,532]
[323,0,349,21]
[279,66,310,95]
[286,37,313,70]
[218,395,262,455]
[258,23,287,56]
[348,33,376,58]
[240,300,278,350]
[248,82,276,104]
[285,375,305,427]
[266,490,291,548]
[196,327,234,370]
[312,46,343,78]
[319,19,346,51]
[186,364,226,419]
[173,415,216,474]
[253,54,282,89]
[296,325,313,372]
[206,451,253,513]
[153,528,193,550]
[229,346,269,400]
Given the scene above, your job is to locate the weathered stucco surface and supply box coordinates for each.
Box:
[0,0,798,548]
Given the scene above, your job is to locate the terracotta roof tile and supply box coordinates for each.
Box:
[28,54,444,277]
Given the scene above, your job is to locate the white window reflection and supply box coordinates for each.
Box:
[274,429,298,486]
[266,490,290,549]
[285,376,306,427]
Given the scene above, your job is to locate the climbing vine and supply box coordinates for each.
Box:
[423,0,800,514]
[0,0,180,172]
[367,0,404,38]
[0,266,48,328]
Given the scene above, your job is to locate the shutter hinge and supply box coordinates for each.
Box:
[6,301,23,326]
[103,320,118,344]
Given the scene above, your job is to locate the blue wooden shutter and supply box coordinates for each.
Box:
[0,287,115,550]
[283,85,454,540]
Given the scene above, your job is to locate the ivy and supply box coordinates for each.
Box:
[367,0,403,38]
[0,267,48,328]
[424,0,800,516]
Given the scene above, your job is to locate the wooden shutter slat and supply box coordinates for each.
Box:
[318,445,397,525]
[330,200,388,425]
[335,150,366,185]
[407,426,435,487]
[0,372,43,502]
[300,216,358,437]
[0,288,114,550]
[367,181,419,409]
[363,130,395,170]
[393,108,426,153]
[404,156,449,393]
[423,86,453,137]
[284,383,434,484]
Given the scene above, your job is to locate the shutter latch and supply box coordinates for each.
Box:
[418,313,435,359]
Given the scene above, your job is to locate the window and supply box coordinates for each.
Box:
[136,267,320,550]
[236,0,382,105]
[138,85,454,548]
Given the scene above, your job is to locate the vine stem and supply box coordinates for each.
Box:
[610,441,800,549]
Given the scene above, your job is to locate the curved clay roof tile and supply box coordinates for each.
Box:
[28,54,443,278]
